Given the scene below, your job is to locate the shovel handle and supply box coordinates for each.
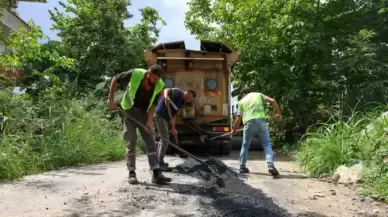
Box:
[166,100,174,122]
[166,97,178,111]
[116,107,222,177]
[166,102,179,143]
[166,100,177,134]
[209,128,243,141]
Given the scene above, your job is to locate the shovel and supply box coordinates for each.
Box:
[208,128,243,141]
[165,98,187,158]
[117,107,226,188]
[167,97,209,144]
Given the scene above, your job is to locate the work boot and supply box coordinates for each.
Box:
[159,162,169,171]
[152,170,172,185]
[268,166,280,177]
[128,171,138,184]
[239,167,250,174]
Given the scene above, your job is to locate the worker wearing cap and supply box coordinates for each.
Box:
[232,87,282,177]
[107,64,172,185]
[154,88,196,170]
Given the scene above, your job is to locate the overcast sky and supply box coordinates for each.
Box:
[18,0,199,49]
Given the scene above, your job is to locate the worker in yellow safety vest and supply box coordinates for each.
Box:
[107,64,172,185]
[232,87,282,177]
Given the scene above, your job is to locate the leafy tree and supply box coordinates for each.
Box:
[49,0,166,92]
[185,0,388,143]
[0,21,76,100]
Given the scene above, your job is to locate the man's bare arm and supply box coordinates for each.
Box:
[108,76,118,102]
[163,88,172,98]
[107,76,119,110]
[148,89,162,122]
[263,95,281,116]
[233,115,242,133]
[147,104,157,122]
[170,116,176,129]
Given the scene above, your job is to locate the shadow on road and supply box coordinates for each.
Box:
[167,159,321,217]
[216,151,296,163]
[297,213,329,217]
[248,172,309,180]
[138,182,290,217]
[62,158,326,217]
[170,147,295,163]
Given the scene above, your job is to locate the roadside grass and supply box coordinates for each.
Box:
[296,106,388,201]
[276,143,298,157]
[0,91,128,180]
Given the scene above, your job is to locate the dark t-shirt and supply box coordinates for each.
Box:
[156,88,185,122]
[116,70,160,111]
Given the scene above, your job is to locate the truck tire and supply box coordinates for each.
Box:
[219,140,232,156]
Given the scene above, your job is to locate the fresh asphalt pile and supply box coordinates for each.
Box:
[172,157,293,217]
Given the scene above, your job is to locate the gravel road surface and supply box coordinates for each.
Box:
[0,151,386,217]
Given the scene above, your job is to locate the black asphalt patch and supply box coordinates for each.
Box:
[173,158,293,217]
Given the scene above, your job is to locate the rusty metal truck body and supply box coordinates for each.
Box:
[144,40,239,155]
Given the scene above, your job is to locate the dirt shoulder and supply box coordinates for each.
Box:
[0,151,386,217]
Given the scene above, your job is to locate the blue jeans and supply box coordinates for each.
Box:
[240,118,275,169]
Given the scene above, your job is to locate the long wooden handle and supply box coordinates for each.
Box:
[166,97,178,110]
[166,100,174,121]
[208,128,243,141]
[116,107,221,177]
[166,100,179,143]
[117,107,148,129]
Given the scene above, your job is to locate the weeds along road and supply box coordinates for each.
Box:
[0,151,386,217]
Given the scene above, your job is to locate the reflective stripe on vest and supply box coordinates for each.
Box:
[237,92,266,124]
[120,68,165,111]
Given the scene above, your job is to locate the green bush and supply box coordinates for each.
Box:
[296,106,388,201]
[0,88,126,180]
